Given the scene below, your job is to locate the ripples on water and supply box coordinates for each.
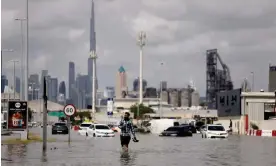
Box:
[1,131,276,166]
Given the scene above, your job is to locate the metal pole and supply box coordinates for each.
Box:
[1,51,2,74]
[251,72,254,92]
[13,61,16,98]
[25,0,29,138]
[137,31,146,118]
[139,48,143,105]
[20,20,25,100]
[160,62,163,119]
[160,82,163,119]
[9,60,19,99]
[15,18,26,100]
[32,83,34,100]
[20,20,24,100]
[67,116,71,145]
[42,77,47,153]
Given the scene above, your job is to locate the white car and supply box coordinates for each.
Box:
[202,124,228,139]
[86,124,115,137]
[78,122,94,136]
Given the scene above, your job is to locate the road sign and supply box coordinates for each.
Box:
[63,104,76,117]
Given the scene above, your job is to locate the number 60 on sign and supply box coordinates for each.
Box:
[63,104,76,116]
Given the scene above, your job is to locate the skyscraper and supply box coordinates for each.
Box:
[40,70,48,94]
[115,66,128,98]
[133,77,147,92]
[76,74,90,108]
[1,75,8,93]
[88,0,98,99]
[160,81,167,91]
[58,81,66,98]
[15,77,20,94]
[50,78,58,102]
[68,62,75,99]
[29,74,39,85]
[58,81,66,104]
[269,64,276,92]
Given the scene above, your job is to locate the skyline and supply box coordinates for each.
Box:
[2,0,276,96]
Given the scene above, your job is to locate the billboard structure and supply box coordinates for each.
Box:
[8,101,28,130]
[216,89,241,117]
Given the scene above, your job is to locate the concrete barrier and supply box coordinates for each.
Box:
[247,129,276,137]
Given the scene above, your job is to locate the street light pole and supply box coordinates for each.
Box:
[136,31,146,118]
[89,51,97,119]
[15,18,26,100]
[160,62,164,119]
[251,72,254,92]
[25,0,29,102]
[9,60,19,99]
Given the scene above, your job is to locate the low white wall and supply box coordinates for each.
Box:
[215,116,245,134]
[259,120,276,130]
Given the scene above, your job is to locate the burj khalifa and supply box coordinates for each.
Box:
[88,0,98,104]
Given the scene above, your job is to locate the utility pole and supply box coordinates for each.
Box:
[251,72,254,92]
[136,31,146,118]
[15,18,26,100]
[42,77,48,153]
[9,60,19,99]
[159,62,164,119]
[25,0,29,102]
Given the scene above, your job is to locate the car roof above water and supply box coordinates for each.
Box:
[54,122,66,126]
[207,124,223,127]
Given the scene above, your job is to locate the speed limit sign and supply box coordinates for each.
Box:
[63,104,76,116]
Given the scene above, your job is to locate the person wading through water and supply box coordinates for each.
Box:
[118,112,138,152]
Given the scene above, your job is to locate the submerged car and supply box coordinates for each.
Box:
[159,126,192,137]
[78,122,94,136]
[52,122,68,135]
[86,124,115,137]
[180,124,197,133]
[201,124,228,139]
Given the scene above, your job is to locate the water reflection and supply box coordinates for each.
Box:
[5,144,27,162]
[2,130,276,166]
[120,150,137,166]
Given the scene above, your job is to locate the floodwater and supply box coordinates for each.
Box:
[1,128,276,166]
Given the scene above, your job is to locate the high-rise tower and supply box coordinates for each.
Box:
[69,62,75,99]
[88,0,98,95]
[115,66,128,98]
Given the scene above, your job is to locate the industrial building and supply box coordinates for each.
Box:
[160,88,200,108]
[206,49,233,109]
[268,64,276,92]
[215,91,276,134]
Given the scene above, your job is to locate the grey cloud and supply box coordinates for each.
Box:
[2,0,276,95]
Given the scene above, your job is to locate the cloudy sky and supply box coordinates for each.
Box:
[2,0,276,96]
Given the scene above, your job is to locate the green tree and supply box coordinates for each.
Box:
[130,104,155,119]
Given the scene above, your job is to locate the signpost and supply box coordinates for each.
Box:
[63,104,76,144]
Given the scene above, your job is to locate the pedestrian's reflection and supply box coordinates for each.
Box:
[120,151,137,166]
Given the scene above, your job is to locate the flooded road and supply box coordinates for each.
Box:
[2,128,276,166]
